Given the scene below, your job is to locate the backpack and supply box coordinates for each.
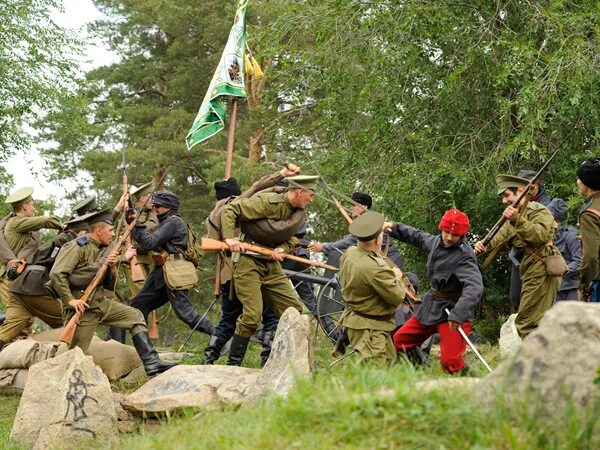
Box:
[182,223,204,267]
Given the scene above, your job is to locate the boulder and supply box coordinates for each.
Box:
[122,365,259,417]
[245,307,313,401]
[483,302,600,413]
[10,347,118,449]
[499,313,521,359]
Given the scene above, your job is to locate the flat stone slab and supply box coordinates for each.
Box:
[122,365,259,416]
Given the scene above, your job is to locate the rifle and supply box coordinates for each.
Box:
[60,172,166,345]
[201,237,338,271]
[481,149,559,248]
[59,219,139,344]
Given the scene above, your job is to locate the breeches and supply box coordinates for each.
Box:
[0,294,63,343]
[130,283,203,330]
[393,316,472,374]
[233,255,302,338]
[64,296,147,353]
[213,280,278,341]
[347,327,396,365]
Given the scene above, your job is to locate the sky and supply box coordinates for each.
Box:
[5,0,117,211]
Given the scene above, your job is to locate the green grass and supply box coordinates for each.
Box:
[2,321,598,450]
[0,395,26,450]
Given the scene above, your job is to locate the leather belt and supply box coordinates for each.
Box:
[351,309,395,321]
[431,289,462,299]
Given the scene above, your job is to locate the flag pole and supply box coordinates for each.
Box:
[224,98,238,179]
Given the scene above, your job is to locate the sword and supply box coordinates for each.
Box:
[444,308,492,373]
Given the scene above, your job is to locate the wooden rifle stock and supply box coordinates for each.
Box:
[201,237,339,271]
[481,149,559,247]
[148,310,160,339]
[121,173,146,282]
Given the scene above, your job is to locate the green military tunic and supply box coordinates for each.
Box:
[220,192,304,337]
[49,236,147,352]
[488,201,561,337]
[578,192,600,291]
[339,246,405,365]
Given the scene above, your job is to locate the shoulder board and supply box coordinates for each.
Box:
[268,193,285,204]
[76,236,90,246]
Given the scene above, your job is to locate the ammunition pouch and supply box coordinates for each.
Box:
[163,254,198,291]
[6,259,27,281]
[152,252,168,266]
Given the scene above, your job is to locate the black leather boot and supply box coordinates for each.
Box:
[402,346,431,368]
[203,335,227,365]
[194,316,215,336]
[260,330,275,367]
[332,328,350,357]
[108,327,126,344]
[132,332,178,376]
[227,334,250,367]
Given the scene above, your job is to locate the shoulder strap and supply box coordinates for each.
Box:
[584,208,600,219]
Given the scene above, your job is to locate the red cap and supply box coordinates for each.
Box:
[438,209,470,236]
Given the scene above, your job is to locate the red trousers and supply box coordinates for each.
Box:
[392,316,472,374]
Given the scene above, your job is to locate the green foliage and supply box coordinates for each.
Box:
[38,0,599,334]
[0,0,80,156]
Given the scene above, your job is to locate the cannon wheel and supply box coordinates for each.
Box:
[315,275,346,343]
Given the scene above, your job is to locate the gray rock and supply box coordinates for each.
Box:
[415,378,482,392]
[11,347,118,449]
[483,302,600,413]
[499,313,521,359]
[157,351,194,362]
[246,307,313,401]
[112,393,141,434]
[122,365,259,417]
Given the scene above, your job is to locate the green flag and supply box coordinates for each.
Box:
[186,0,248,150]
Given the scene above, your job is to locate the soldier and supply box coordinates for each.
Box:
[203,167,301,366]
[130,191,214,337]
[0,215,88,350]
[388,209,483,374]
[221,174,319,366]
[115,181,157,297]
[576,158,600,302]
[506,170,553,311]
[546,198,581,302]
[308,192,404,269]
[338,211,405,365]
[0,188,63,327]
[475,175,561,337]
[71,195,101,217]
[48,209,175,375]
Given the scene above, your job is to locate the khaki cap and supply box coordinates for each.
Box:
[349,211,384,241]
[496,174,530,195]
[131,181,154,199]
[285,175,320,192]
[5,187,34,207]
[72,195,98,216]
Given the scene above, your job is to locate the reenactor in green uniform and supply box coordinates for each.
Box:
[338,211,405,365]
[0,215,88,350]
[0,188,63,312]
[576,158,600,302]
[221,174,319,366]
[48,209,176,375]
[114,181,157,297]
[475,174,561,337]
